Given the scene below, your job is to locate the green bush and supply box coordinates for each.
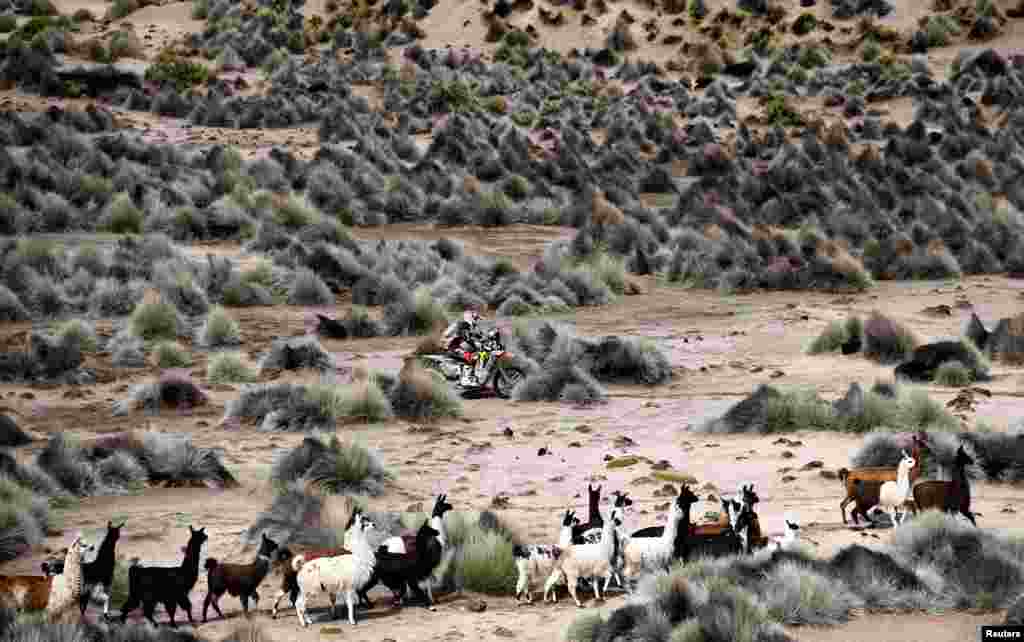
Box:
[56,319,98,353]
[145,49,209,90]
[192,0,209,19]
[207,352,256,384]
[129,300,179,342]
[792,12,817,35]
[154,341,192,368]
[934,361,972,387]
[457,529,518,594]
[198,305,241,347]
[105,192,144,234]
[108,0,139,20]
[807,315,862,354]
[0,15,17,32]
[862,38,881,62]
[272,193,321,228]
[30,0,57,16]
[307,379,393,424]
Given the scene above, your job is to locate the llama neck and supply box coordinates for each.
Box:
[350,528,375,559]
[897,463,912,493]
[663,503,681,544]
[558,525,573,547]
[598,510,616,557]
[181,542,203,580]
[94,534,116,568]
[430,515,447,549]
[64,543,82,588]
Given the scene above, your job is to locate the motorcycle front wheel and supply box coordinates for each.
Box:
[493,366,525,399]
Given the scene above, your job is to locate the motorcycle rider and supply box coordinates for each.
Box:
[444,309,487,387]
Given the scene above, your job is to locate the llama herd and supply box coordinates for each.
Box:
[837,433,977,528]
[513,482,790,607]
[0,437,981,628]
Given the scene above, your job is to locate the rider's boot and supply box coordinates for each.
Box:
[459,365,477,387]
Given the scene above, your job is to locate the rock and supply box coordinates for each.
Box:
[568,441,582,447]
[781,450,795,459]
[770,370,785,378]
[820,469,838,479]
[494,627,516,638]
[650,459,671,471]
[467,599,487,612]
[801,460,824,470]
[781,475,797,483]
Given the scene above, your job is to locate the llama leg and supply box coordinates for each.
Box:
[271,589,287,618]
[295,592,307,627]
[142,600,158,627]
[840,497,851,525]
[78,586,91,616]
[240,594,249,617]
[346,591,356,625]
[213,595,225,619]
[119,595,137,624]
[166,600,178,628]
[202,592,213,623]
[328,592,337,621]
[179,594,194,625]
[99,586,112,618]
[592,577,602,601]
[567,573,582,608]
[515,568,527,601]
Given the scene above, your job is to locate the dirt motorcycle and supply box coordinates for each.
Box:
[419,327,526,399]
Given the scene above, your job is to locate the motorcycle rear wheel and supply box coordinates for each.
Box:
[493,366,525,399]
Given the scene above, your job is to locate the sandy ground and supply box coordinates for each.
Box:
[3,262,1024,641]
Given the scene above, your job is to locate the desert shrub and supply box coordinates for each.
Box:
[891,511,1024,608]
[108,0,139,19]
[862,37,881,61]
[312,378,393,423]
[807,315,862,354]
[55,319,98,353]
[270,433,391,496]
[258,336,335,372]
[699,382,958,434]
[207,352,256,384]
[243,486,361,550]
[863,311,919,363]
[192,0,209,19]
[145,49,210,90]
[761,562,863,625]
[272,193,321,228]
[934,360,972,387]
[0,476,49,562]
[385,286,448,336]
[0,285,30,321]
[198,305,241,347]
[343,305,384,337]
[153,341,192,368]
[128,300,180,342]
[287,268,334,305]
[91,279,146,318]
[103,192,144,234]
[456,528,518,594]
[389,361,462,420]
